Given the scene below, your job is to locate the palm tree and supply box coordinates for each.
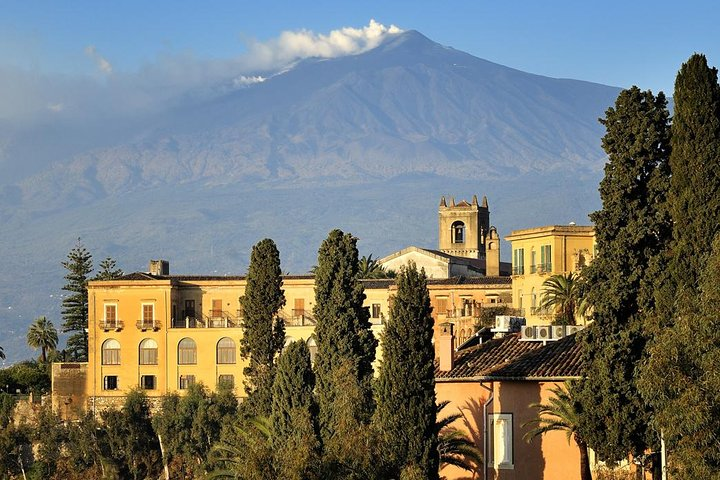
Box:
[208,416,275,479]
[538,272,587,325]
[27,316,58,363]
[523,384,591,480]
[358,254,395,279]
[436,400,482,476]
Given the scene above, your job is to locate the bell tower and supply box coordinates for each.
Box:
[438,195,490,259]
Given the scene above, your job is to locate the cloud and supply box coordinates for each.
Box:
[242,19,403,71]
[84,45,113,74]
[47,103,64,112]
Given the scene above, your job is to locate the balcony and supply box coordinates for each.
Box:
[536,263,552,274]
[100,320,124,331]
[512,266,525,275]
[136,319,161,331]
[171,310,241,328]
[284,309,316,327]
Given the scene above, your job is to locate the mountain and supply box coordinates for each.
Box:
[0,30,620,361]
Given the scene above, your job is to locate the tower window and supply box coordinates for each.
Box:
[452,221,465,243]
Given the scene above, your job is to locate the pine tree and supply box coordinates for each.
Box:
[94,257,124,280]
[639,54,720,478]
[61,239,93,361]
[374,263,438,479]
[239,238,286,416]
[313,229,377,448]
[270,340,320,480]
[574,87,671,464]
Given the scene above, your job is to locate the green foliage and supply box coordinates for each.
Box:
[0,393,16,428]
[27,316,59,363]
[538,273,587,325]
[239,238,286,416]
[0,345,5,360]
[0,423,31,479]
[101,389,161,480]
[209,416,276,480]
[476,305,519,330]
[313,229,377,447]
[153,382,238,477]
[524,384,592,480]
[576,86,670,464]
[358,254,395,279]
[94,257,124,280]
[640,234,720,478]
[436,400,482,475]
[61,239,93,361]
[0,361,51,395]
[638,54,720,478]
[30,405,66,479]
[374,263,438,479]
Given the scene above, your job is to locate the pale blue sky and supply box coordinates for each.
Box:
[0,0,717,96]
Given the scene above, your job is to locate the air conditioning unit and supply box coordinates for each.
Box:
[536,325,552,340]
[566,325,585,335]
[553,325,567,339]
[521,325,536,340]
[494,315,513,331]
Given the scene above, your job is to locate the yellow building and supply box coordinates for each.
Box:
[504,225,595,325]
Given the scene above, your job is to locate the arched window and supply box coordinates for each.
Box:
[217,337,236,364]
[307,337,318,365]
[102,339,120,365]
[178,338,197,365]
[139,338,158,365]
[460,329,467,344]
[452,221,465,243]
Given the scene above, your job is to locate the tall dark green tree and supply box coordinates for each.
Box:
[239,238,286,416]
[313,229,377,458]
[374,263,438,479]
[94,257,124,280]
[61,239,93,361]
[270,340,320,480]
[573,86,670,466]
[640,54,720,478]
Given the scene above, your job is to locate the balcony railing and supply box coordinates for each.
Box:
[100,319,124,331]
[512,266,525,275]
[136,319,161,331]
[284,309,316,327]
[536,263,552,274]
[171,310,241,328]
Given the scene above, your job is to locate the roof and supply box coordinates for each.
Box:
[505,224,595,241]
[435,333,583,381]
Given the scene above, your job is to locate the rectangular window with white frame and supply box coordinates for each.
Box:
[487,413,514,470]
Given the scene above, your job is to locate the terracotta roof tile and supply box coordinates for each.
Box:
[435,333,583,381]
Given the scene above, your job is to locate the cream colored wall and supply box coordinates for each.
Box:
[381,250,450,279]
[506,229,594,325]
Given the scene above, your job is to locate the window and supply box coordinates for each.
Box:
[140,375,156,390]
[103,375,118,390]
[218,374,234,388]
[307,337,318,365]
[452,221,465,243]
[371,304,381,319]
[102,339,121,365]
[513,249,525,275]
[139,338,158,365]
[217,337,236,364]
[143,304,154,323]
[531,287,537,312]
[178,338,197,365]
[104,304,118,328]
[530,248,537,273]
[179,375,196,390]
[488,413,514,469]
[436,297,448,316]
[540,245,552,272]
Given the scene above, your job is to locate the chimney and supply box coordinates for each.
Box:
[149,259,169,276]
[438,322,455,372]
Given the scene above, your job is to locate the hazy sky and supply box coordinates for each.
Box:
[0,0,717,112]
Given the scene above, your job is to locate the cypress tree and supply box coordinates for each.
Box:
[573,87,671,465]
[271,340,320,479]
[313,229,377,446]
[239,238,286,416]
[640,54,720,478]
[61,239,93,362]
[374,262,438,479]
